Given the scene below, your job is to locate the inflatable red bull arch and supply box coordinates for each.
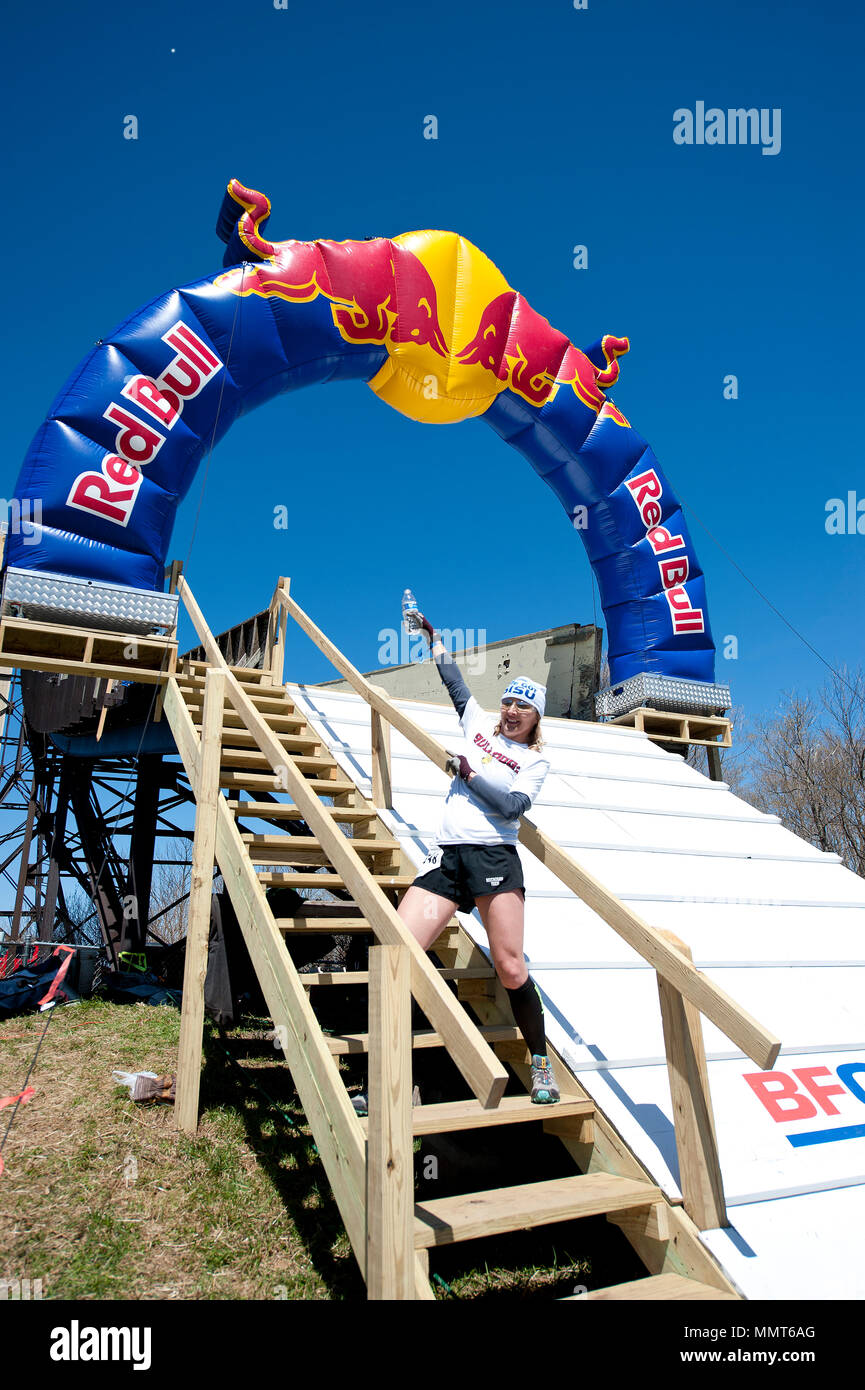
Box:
[7,179,715,684]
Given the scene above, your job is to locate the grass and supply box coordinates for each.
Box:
[0,998,362,1301]
[0,996,646,1301]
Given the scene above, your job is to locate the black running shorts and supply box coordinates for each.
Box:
[411,843,525,914]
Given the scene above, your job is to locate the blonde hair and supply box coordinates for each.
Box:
[494,716,543,752]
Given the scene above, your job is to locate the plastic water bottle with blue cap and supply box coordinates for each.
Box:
[401,588,421,634]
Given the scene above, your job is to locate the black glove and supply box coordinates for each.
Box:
[446,754,474,781]
[417,612,436,641]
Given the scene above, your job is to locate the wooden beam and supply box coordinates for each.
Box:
[95,680,115,743]
[570,1273,738,1301]
[657,930,728,1230]
[369,685,393,809]
[0,618,176,684]
[269,577,289,687]
[414,1174,664,1249]
[367,946,414,1300]
[325,1024,521,1054]
[607,1201,670,1243]
[175,669,225,1135]
[361,1094,594,1138]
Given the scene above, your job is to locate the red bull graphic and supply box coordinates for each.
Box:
[219,238,449,358]
[65,322,223,530]
[457,292,628,414]
[7,177,715,685]
[626,467,705,635]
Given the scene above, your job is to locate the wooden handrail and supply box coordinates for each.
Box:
[176,575,508,1110]
[279,588,452,773]
[276,584,781,1071]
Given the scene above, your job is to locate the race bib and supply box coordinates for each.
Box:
[420,847,443,873]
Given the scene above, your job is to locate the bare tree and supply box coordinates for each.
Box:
[147,835,194,944]
[725,669,865,875]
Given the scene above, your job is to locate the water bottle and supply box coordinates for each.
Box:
[401,588,421,634]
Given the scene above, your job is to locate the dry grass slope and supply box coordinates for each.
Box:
[0,999,361,1301]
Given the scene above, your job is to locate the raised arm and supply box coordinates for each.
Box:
[419,614,472,718]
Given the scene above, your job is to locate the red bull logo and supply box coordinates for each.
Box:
[217,179,630,427]
[626,467,705,634]
[66,322,222,528]
[457,294,628,415]
[220,237,449,359]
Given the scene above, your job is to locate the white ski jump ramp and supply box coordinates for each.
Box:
[289,682,865,1301]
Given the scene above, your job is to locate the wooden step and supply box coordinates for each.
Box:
[300,966,495,986]
[179,682,294,713]
[277,917,374,933]
[275,902,368,934]
[325,1025,521,1055]
[241,834,400,864]
[258,870,413,890]
[562,1273,738,1301]
[414,1174,664,1249]
[185,707,306,732]
[220,772,357,796]
[185,695,297,719]
[179,669,287,692]
[207,728,322,754]
[277,902,365,919]
[229,801,375,823]
[220,750,336,774]
[357,1094,593,1136]
[184,659,270,680]
[180,664,276,686]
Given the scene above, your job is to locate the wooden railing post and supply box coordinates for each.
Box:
[656,930,728,1230]
[369,685,393,810]
[367,944,414,1300]
[175,667,225,1134]
[262,576,289,687]
[165,559,183,595]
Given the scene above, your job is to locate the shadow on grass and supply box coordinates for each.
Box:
[199,1017,365,1301]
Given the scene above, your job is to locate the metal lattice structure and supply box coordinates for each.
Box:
[0,670,198,971]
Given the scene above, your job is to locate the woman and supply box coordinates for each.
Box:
[353,612,559,1113]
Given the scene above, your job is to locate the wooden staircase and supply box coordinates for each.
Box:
[164,598,742,1301]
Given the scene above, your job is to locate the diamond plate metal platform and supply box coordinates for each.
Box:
[1,567,178,636]
[596,672,731,719]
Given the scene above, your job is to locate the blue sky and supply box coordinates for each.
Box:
[2,0,863,718]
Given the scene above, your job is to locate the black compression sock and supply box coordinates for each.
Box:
[505,977,547,1059]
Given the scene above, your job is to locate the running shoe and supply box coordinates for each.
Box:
[530,1055,560,1104]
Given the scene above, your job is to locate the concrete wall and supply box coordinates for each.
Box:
[314,622,601,720]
